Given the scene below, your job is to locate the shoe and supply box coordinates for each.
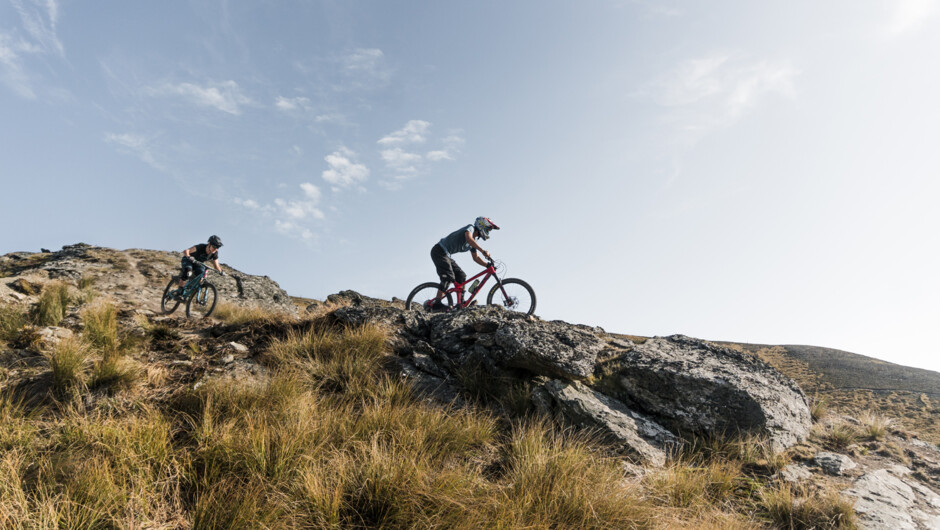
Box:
[430,300,448,312]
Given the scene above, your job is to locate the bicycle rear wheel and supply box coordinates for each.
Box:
[161,277,181,315]
[405,282,454,313]
[486,278,536,316]
[186,282,218,318]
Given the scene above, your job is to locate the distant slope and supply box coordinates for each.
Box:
[725,343,940,397]
[715,341,940,444]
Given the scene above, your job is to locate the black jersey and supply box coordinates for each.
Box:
[190,243,218,263]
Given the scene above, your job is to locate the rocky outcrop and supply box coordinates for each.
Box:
[0,244,296,315]
[332,300,813,464]
[539,379,678,466]
[595,335,811,450]
[844,466,940,529]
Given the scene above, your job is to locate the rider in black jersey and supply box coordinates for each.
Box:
[173,235,225,299]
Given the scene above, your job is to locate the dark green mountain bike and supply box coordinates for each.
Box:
[161,267,221,318]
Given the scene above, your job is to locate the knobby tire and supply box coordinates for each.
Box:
[186,282,218,318]
[161,277,181,315]
[486,278,536,315]
[405,282,455,313]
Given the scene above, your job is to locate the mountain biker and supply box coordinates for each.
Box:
[429,217,499,309]
[174,235,225,299]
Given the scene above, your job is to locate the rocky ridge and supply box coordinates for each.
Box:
[2,247,940,528]
[327,291,940,528]
[0,243,296,315]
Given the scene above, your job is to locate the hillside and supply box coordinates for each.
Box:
[711,342,940,445]
[2,244,939,528]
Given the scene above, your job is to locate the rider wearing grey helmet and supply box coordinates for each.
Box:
[430,217,499,301]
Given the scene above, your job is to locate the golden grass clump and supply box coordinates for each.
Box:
[16,407,188,528]
[645,457,742,509]
[45,336,89,395]
[0,304,27,345]
[90,357,143,391]
[31,281,71,326]
[858,410,891,441]
[758,484,856,529]
[265,323,388,398]
[496,421,649,528]
[685,431,790,473]
[824,421,861,450]
[213,302,295,326]
[811,395,830,422]
[82,301,120,355]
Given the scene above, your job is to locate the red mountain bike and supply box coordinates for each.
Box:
[405,259,536,316]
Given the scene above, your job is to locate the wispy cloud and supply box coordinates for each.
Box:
[0,0,64,98]
[105,132,164,170]
[380,147,422,173]
[234,182,324,240]
[322,147,369,191]
[376,122,463,189]
[427,132,465,161]
[338,48,390,90]
[146,80,251,114]
[275,95,311,112]
[651,53,797,136]
[0,34,35,98]
[11,0,63,56]
[378,120,430,145]
[233,197,260,210]
[886,0,939,35]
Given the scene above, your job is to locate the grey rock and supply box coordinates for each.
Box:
[221,354,235,365]
[814,452,857,476]
[426,307,602,379]
[389,356,465,406]
[412,353,447,378]
[775,464,813,484]
[844,467,940,530]
[598,335,811,450]
[324,294,813,458]
[543,379,677,466]
[37,326,73,346]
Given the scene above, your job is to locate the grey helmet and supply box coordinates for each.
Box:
[473,217,499,240]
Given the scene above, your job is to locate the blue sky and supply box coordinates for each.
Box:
[2,1,940,373]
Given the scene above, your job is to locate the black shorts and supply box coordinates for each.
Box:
[431,244,466,285]
[180,257,206,278]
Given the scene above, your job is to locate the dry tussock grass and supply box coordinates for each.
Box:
[1,312,863,528]
[213,302,297,325]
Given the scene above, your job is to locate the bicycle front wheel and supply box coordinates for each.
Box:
[405,282,454,313]
[186,282,218,318]
[487,278,536,316]
[161,277,181,315]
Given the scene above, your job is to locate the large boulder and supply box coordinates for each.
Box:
[424,307,603,379]
[594,335,811,450]
[540,379,678,466]
[327,298,813,459]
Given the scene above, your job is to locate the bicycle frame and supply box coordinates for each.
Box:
[446,262,501,307]
[181,267,213,299]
